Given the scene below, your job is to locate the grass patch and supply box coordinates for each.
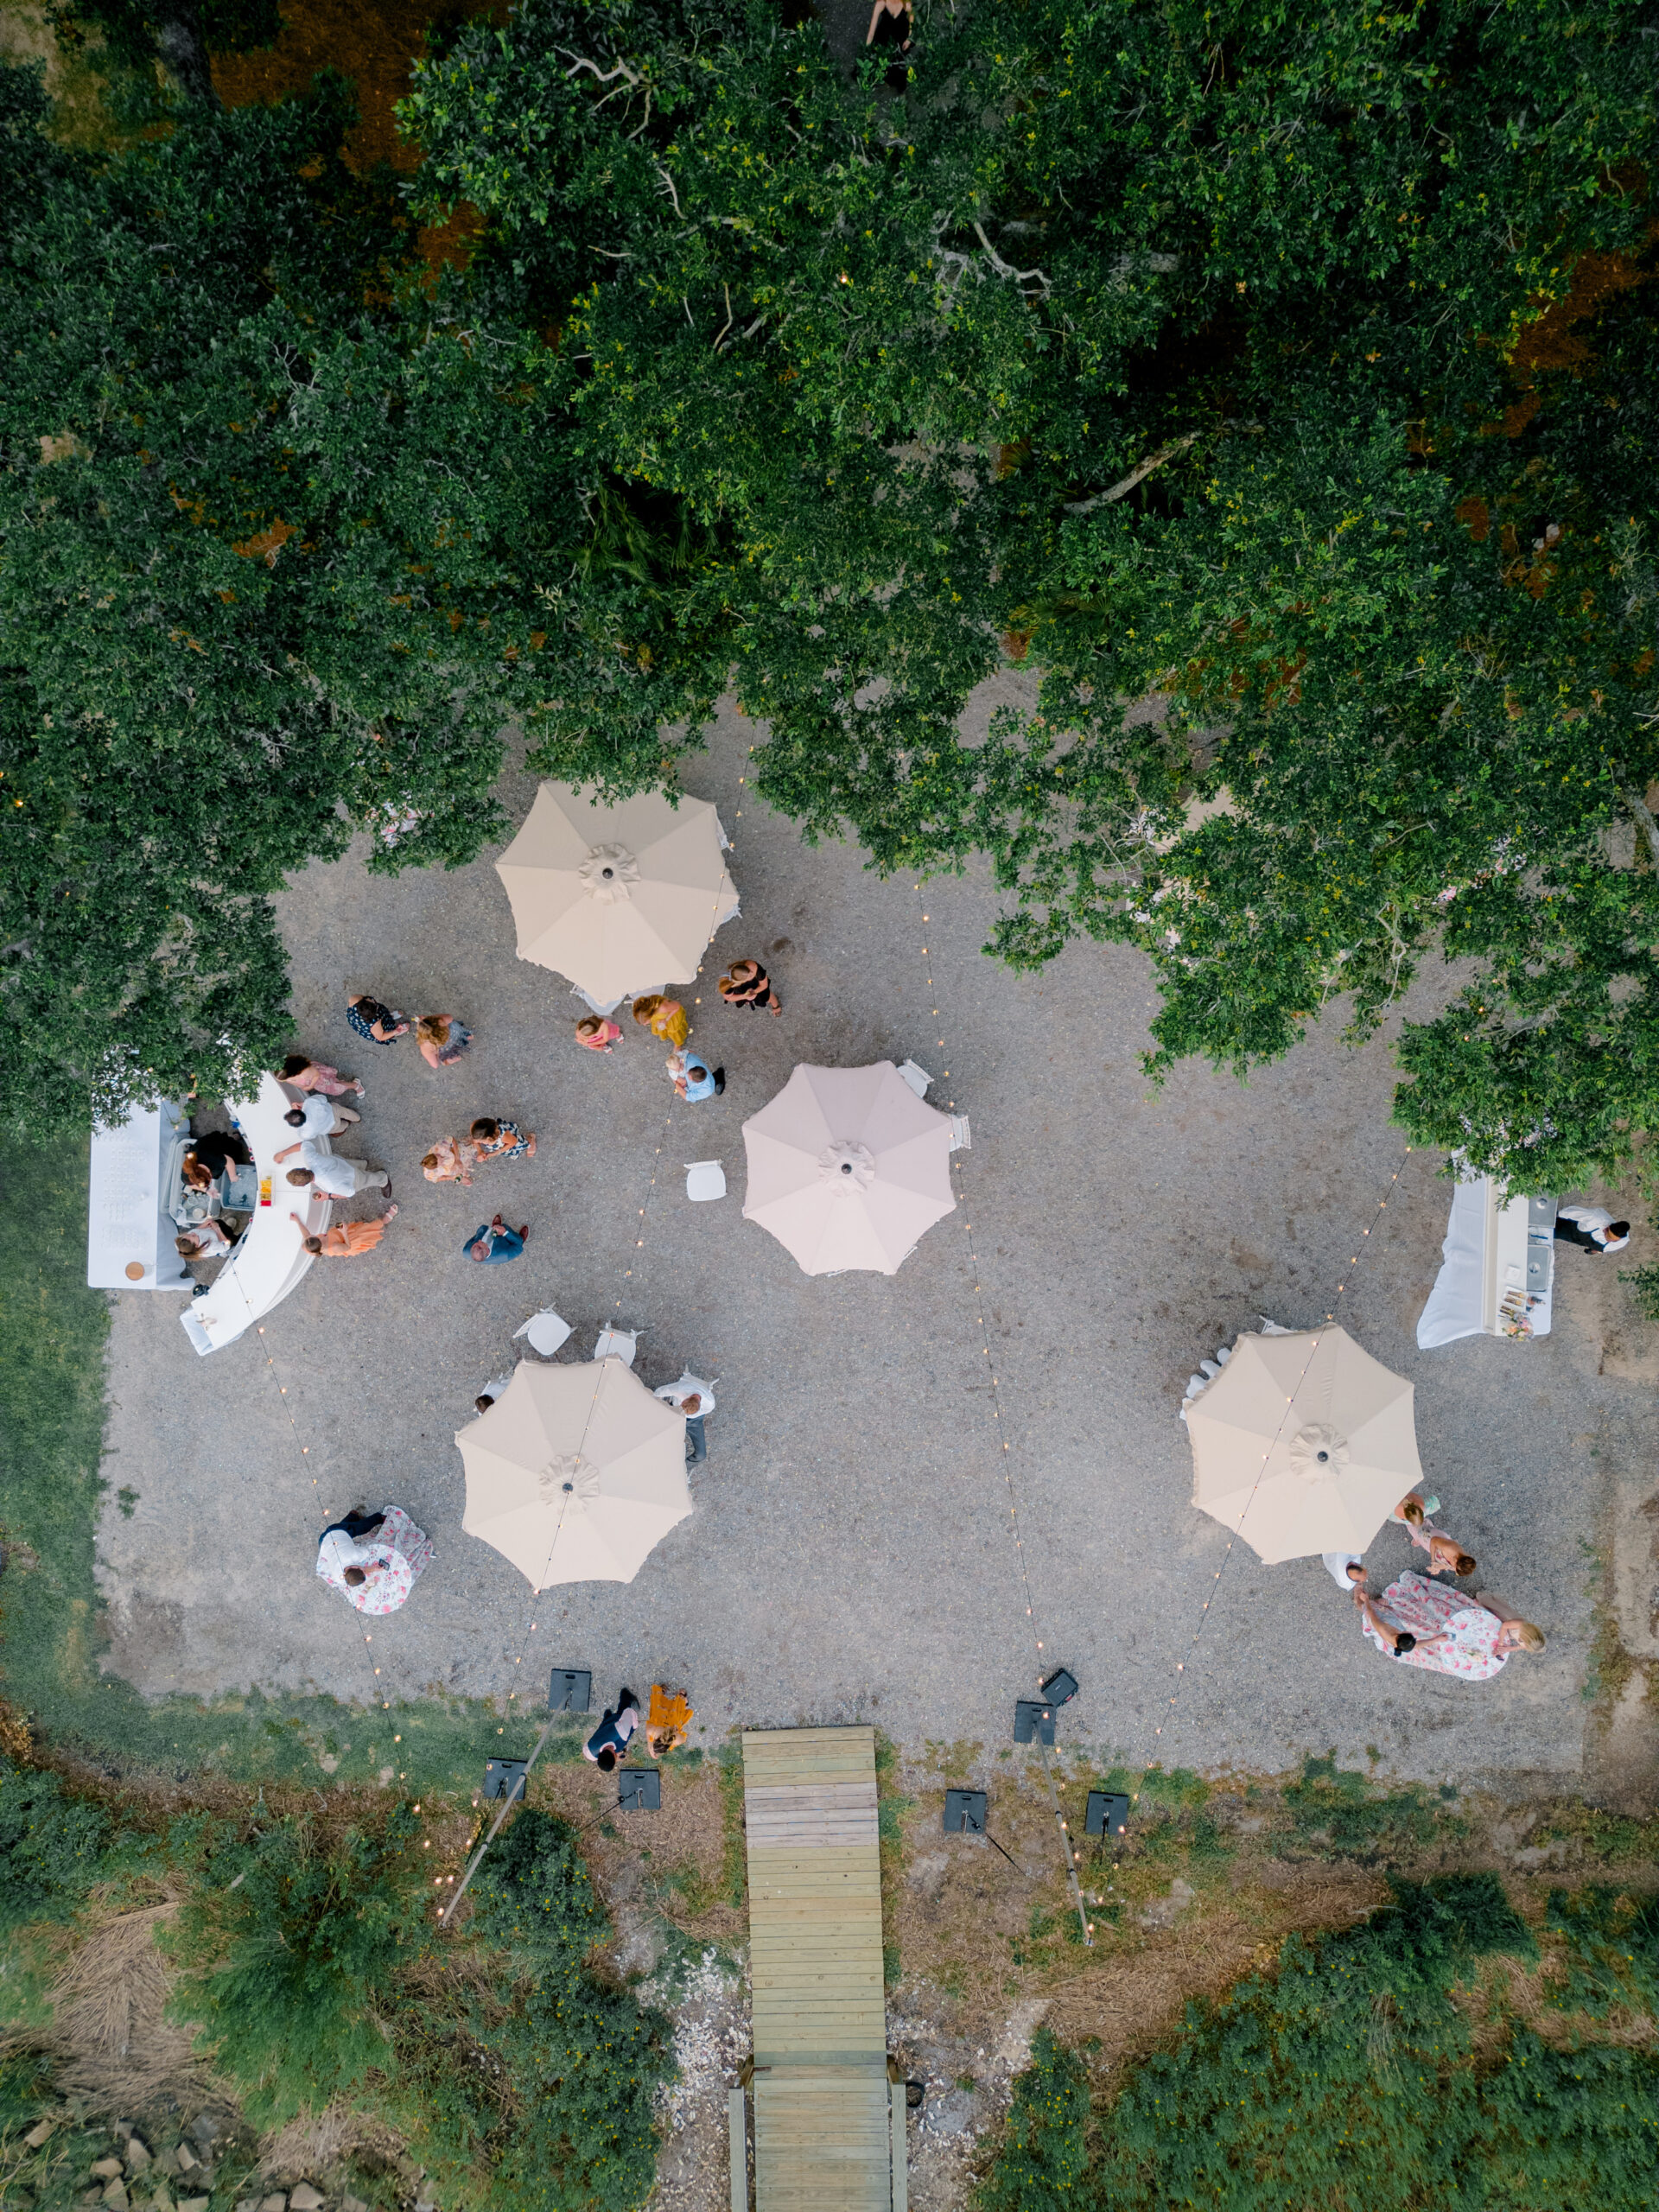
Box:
[875,1732,912,1987]
[980,1876,1659,2212]
[714,1740,747,1910]
[0,1138,588,1793]
[1279,1753,1463,1859]
[2,1770,671,2212]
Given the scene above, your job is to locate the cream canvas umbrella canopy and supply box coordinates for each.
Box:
[494,781,739,1004]
[456,1358,690,1587]
[742,1061,956,1275]
[1186,1325,1422,1564]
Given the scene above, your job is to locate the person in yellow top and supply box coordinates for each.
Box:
[631,993,689,1049]
[292,1205,398,1257]
[645,1684,693,1758]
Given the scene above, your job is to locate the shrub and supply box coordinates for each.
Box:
[982,1877,1567,2212]
[978,2030,1090,2212]
[1545,1886,1659,2021]
[168,1807,429,2124]
[404,1810,671,2212]
[467,1807,609,1974]
[0,1758,111,1929]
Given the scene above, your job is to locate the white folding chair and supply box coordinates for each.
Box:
[593,1325,639,1366]
[514,1308,572,1357]
[895,1058,932,1097]
[685,1160,727,1202]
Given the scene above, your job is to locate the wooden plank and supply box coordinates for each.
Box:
[891,2082,906,2212]
[744,1729,889,2212]
[752,1778,885,1796]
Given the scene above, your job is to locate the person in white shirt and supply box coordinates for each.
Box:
[1554,1205,1630,1255]
[274,1136,389,1198]
[655,1372,715,1465]
[1322,1551,1365,1592]
[283,1092,359,1137]
[474,1370,516,1415]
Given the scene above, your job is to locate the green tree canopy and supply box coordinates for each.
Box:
[4,0,1657,1185]
[406,0,1659,1191]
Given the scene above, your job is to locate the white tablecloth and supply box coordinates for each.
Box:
[182,1073,330,1354]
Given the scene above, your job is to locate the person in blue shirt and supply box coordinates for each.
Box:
[668,1049,725,1102]
[463,1214,528,1263]
[582,1688,642,1772]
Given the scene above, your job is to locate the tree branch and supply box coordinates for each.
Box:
[971,220,1049,294]
[1064,432,1201,517]
[1616,775,1659,869]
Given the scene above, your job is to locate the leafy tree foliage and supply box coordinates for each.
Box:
[409,0,1659,1191]
[0,60,543,1132]
[6,0,1659,1185]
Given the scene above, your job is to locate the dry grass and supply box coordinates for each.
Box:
[891,1767,1390,2081]
[525,1757,745,1951]
[259,2100,405,2182]
[28,1900,203,2107]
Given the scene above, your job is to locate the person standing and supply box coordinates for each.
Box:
[470,1116,537,1165]
[464,1216,528,1263]
[667,1049,724,1101]
[416,1014,474,1068]
[718,958,782,1016]
[276,1138,391,1198]
[655,1372,716,1465]
[1321,1551,1365,1592]
[283,1093,360,1136]
[280,1054,364,1098]
[575,1015,623,1053]
[422,1136,478,1185]
[184,1127,251,1179]
[1353,1585,1432,1662]
[315,1506,434,1615]
[1554,1205,1630,1255]
[1370,1573,1546,1678]
[582,1689,642,1772]
[346,992,410,1045]
[474,1367,516,1414]
[632,993,689,1049]
[176,1222,233,1262]
[293,1206,398,1257]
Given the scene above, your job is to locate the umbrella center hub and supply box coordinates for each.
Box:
[1288,1423,1351,1482]
[539,1452,598,1503]
[818,1140,876,1189]
[577,843,640,903]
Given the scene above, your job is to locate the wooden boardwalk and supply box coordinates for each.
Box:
[741,1726,902,2212]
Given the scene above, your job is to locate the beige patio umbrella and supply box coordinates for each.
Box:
[455,1358,691,1588]
[494,780,738,1005]
[1186,1325,1422,1564]
[742,1061,956,1275]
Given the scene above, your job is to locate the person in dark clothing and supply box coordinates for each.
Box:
[582,1689,642,1773]
[1553,1205,1630,1255]
[867,0,912,89]
[186,1127,251,1179]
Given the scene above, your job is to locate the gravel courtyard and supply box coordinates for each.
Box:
[93,693,1647,1787]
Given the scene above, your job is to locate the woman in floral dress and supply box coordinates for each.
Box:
[469,1116,537,1166]
[315,1507,434,1616]
[422,1135,478,1185]
[1358,1572,1545,1680]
